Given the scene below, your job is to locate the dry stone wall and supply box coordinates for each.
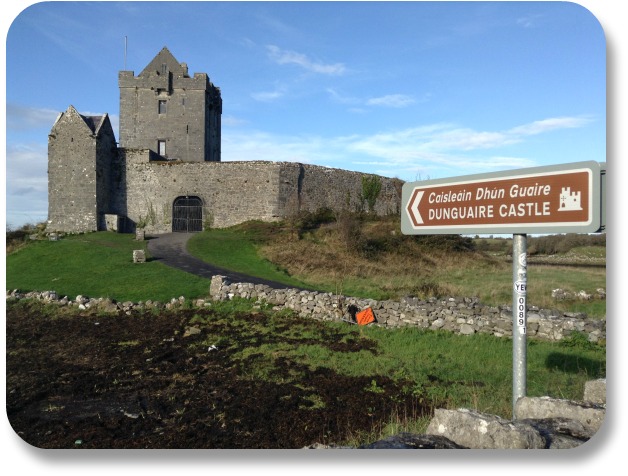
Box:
[7,280,606,344]
[312,379,607,449]
[209,276,606,343]
[7,288,605,449]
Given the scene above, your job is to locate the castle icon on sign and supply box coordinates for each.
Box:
[558,187,582,211]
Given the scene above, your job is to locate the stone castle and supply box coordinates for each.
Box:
[47,47,402,234]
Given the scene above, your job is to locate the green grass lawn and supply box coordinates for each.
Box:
[6,224,606,318]
[187,227,314,289]
[5,229,606,439]
[5,232,211,302]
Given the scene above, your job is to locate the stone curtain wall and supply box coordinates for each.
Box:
[278,163,402,216]
[209,276,606,343]
[119,155,403,233]
[120,155,285,233]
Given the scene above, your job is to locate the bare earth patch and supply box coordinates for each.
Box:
[6,302,429,449]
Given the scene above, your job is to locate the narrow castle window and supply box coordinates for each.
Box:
[158,140,166,156]
[158,100,167,114]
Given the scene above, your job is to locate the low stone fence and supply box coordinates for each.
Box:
[6,276,606,343]
[209,276,606,343]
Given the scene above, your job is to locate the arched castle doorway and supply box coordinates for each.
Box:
[172,196,203,232]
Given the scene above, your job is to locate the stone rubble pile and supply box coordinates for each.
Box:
[311,378,607,449]
[5,289,206,314]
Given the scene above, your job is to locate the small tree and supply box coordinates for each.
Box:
[361,175,382,213]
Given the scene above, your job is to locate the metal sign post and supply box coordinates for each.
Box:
[512,234,527,418]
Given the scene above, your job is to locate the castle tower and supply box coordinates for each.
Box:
[118,47,222,162]
[47,105,118,232]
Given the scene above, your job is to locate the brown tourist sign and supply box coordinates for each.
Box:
[401,161,604,235]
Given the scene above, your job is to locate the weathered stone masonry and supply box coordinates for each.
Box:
[207,276,606,343]
[118,47,222,163]
[111,153,402,234]
[47,46,402,234]
[48,106,118,233]
[6,283,606,344]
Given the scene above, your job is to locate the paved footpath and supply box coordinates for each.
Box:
[146,232,296,290]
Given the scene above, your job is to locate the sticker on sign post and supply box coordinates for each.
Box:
[518,253,527,268]
[516,295,526,335]
[514,280,527,335]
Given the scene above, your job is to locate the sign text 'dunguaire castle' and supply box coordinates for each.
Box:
[401,162,603,235]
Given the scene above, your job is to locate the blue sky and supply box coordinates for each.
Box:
[3,1,608,228]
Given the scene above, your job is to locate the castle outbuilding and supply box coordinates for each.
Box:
[47,47,401,234]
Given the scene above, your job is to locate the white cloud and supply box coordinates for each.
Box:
[6,104,120,138]
[430,128,515,151]
[222,115,249,127]
[222,115,591,180]
[5,142,49,227]
[6,104,60,131]
[326,88,360,105]
[507,116,593,136]
[222,130,338,164]
[366,94,416,108]
[516,14,545,29]
[327,89,419,109]
[251,89,285,102]
[266,45,347,75]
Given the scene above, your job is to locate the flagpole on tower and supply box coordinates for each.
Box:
[124,36,128,70]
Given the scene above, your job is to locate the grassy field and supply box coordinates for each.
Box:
[6,217,606,319]
[187,218,606,318]
[186,226,313,289]
[5,223,606,442]
[5,232,211,302]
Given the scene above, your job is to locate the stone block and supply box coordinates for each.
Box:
[104,214,119,232]
[132,250,146,263]
[426,408,546,449]
[583,378,606,404]
[515,396,604,435]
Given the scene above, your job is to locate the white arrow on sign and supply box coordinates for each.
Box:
[407,189,424,226]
